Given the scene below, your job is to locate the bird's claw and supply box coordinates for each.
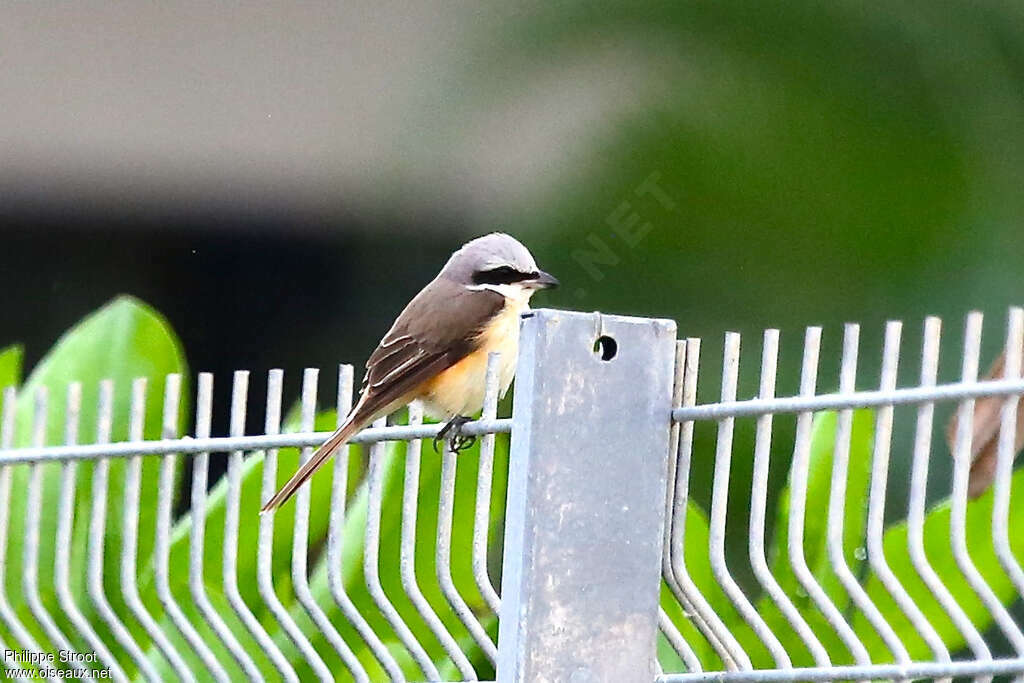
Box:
[449,433,477,453]
[433,415,476,453]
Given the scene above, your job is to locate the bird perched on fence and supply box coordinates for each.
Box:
[261,232,558,512]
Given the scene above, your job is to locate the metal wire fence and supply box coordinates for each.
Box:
[0,308,1022,682]
[0,361,509,682]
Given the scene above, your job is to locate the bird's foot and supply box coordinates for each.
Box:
[433,415,476,453]
[450,431,477,453]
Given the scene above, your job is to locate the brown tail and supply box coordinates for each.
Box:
[260,411,366,513]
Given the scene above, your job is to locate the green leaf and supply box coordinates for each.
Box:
[140,580,281,682]
[854,465,1024,660]
[3,296,187,663]
[142,404,348,620]
[0,345,23,392]
[271,432,511,681]
[436,614,498,681]
[762,409,875,665]
[279,439,409,681]
[146,429,440,682]
[138,399,363,680]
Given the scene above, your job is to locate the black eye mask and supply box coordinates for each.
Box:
[472,265,537,286]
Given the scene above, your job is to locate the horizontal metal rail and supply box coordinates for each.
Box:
[672,376,1024,421]
[12,378,1020,464]
[7,377,1019,465]
[658,658,1024,683]
[0,418,512,464]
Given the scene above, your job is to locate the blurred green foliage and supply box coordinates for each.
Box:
[1,297,187,668]
[659,409,1024,671]
[464,2,1024,336]
[0,346,21,394]
[420,2,1024,644]
[857,465,1024,660]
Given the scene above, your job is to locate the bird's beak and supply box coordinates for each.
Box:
[528,270,559,289]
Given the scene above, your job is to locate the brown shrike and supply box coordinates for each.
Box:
[261,233,558,512]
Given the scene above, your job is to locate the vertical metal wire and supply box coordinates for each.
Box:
[823,324,907,663]
[472,352,502,615]
[438,432,498,665]
[669,338,750,670]
[257,369,333,682]
[0,386,53,682]
[950,313,1024,655]
[747,330,830,667]
[364,414,441,681]
[400,400,476,679]
[992,309,1024,599]
[906,318,991,664]
[152,375,230,681]
[658,606,702,673]
[291,368,368,682]
[24,386,82,658]
[324,365,405,679]
[660,340,704,674]
[785,327,871,668]
[52,383,126,681]
[121,378,196,681]
[864,323,949,667]
[708,332,791,668]
[189,373,263,680]
[222,371,294,682]
[86,380,159,681]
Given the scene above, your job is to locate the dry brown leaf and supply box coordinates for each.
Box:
[947,345,1024,498]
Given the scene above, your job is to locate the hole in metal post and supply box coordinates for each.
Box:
[593,335,617,361]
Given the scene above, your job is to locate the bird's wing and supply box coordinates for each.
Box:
[261,277,504,513]
[358,276,505,417]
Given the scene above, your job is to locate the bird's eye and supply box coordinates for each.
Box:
[472,265,527,286]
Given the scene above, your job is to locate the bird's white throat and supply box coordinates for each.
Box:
[464,282,535,306]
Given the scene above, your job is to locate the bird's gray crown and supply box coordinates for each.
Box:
[440,232,539,283]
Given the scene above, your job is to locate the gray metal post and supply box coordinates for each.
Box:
[498,309,678,683]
